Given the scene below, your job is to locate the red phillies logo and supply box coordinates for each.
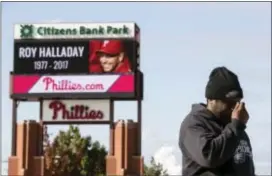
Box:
[42,77,104,91]
[42,77,83,91]
[48,100,104,120]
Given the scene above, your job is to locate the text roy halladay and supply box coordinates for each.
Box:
[18,46,85,58]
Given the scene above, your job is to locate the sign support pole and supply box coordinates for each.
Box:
[109,99,115,155]
[11,100,18,156]
[39,99,44,155]
[137,99,142,155]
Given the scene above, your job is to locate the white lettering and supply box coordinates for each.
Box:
[234,140,252,164]
[78,47,84,56]
[38,46,84,58]
[39,47,46,57]
[19,47,37,58]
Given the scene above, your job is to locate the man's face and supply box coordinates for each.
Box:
[99,53,123,72]
[216,98,241,121]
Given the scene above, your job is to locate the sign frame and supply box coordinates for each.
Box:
[9,23,143,160]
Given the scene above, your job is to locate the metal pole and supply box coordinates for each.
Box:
[39,99,44,155]
[11,100,18,156]
[109,99,115,155]
[137,99,142,155]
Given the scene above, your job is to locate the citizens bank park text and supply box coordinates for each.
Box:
[37,25,129,36]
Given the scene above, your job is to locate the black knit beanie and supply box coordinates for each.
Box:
[205,66,243,100]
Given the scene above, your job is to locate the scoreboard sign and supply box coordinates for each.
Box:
[11,23,142,100]
[14,39,137,74]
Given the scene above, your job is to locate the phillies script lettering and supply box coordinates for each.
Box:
[42,77,104,91]
[49,100,104,120]
[43,77,82,91]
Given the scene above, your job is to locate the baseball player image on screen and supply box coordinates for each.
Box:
[89,40,132,73]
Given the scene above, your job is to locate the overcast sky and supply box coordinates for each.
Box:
[1,2,271,175]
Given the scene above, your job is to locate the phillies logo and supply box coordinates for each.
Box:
[42,77,104,91]
[48,100,104,120]
[42,77,83,91]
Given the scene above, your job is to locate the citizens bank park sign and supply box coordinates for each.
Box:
[42,100,110,124]
[10,22,143,100]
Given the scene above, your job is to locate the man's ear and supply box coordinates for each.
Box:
[118,52,124,62]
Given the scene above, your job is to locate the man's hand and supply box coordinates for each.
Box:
[231,102,249,124]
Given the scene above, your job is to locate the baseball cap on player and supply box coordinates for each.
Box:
[96,40,124,56]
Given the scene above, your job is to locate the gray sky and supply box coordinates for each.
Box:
[1,2,271,175]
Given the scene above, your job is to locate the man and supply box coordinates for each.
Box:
[179,67,255,176]
[95,40,131,73]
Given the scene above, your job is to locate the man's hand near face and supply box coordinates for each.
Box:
[231,102,249,124]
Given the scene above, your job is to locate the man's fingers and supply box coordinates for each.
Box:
[233,102,240,110]
[238,102,245,110]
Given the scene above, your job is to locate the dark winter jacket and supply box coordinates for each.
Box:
[179,104,255,176]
